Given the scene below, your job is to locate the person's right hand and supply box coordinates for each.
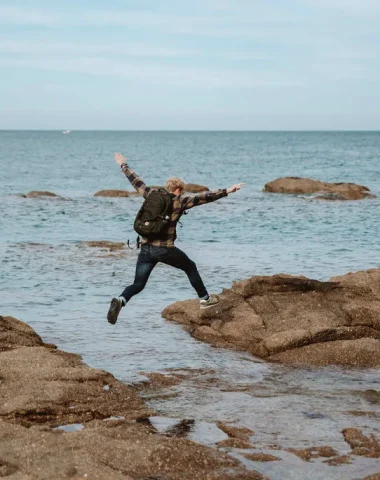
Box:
[114,152,127,166]
[227,183,246,194]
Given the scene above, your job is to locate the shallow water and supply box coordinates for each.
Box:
[1,131,380,478]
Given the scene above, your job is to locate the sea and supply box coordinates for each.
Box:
[1,131,380,479]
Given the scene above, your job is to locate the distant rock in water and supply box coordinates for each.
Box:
[94,185,210,196]
[150,184,210,193]
[145,183,210,193]
[25,191,61,198]
[81,241,126,251]
[94,189,135,197]
[184,183,209,193]
[162,269,380,367]
[264,177,376,200]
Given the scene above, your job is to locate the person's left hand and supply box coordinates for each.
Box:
[114,152,127,166]
[227,183,246,194]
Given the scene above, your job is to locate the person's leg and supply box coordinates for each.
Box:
[157,247,220,308]
[120,252,156,303]
[108,245,156,324]
[157,247,208,298]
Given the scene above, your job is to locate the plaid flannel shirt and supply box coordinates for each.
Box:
[121,163,228,247]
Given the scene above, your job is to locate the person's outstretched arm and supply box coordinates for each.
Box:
[114,152,151,199]
[181,183,246,210]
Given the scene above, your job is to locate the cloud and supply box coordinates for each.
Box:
[0,39,270,63]
[0,6,296,39]
[0,6,59,26]
[0,57,299,89]
[0,39,199,58]
[303,0,380,12]
[0,4,378,87]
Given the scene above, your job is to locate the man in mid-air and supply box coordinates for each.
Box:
[107,152,245,325]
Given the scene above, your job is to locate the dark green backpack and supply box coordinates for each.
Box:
[134,189,172,239]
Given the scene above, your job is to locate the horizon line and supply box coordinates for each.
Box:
[1,129,380,133]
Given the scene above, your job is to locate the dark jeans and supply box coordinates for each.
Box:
[120,245,208,303]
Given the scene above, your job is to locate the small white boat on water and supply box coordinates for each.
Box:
[62,130,71,134]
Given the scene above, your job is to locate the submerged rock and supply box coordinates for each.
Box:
[287,446,338,461]
[244,453,281,462]
[80,240,126,251]
[323,455,352,466]
[218,438,254,449]
[162,269,380,367]
[264,177,375,200]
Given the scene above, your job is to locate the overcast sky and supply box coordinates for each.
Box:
[1,0,379,130]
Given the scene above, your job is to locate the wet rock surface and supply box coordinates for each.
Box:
[323,454,352,466]
[162,268,380,367]
[81,240,127,251]
[140,367,380,478]
[244,453,281,462]
[0,315,266,480]
[217,423,254,440]
[342,428,380,458]
[287,446,338,461]
[218,438,254,449]
[264,177,376,200]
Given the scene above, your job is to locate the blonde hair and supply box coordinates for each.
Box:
[165,177,185,193]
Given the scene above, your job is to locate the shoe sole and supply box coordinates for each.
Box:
[200,300,220,310]
[107,298,122,325]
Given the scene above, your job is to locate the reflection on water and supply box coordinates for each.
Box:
[53,423,84,433]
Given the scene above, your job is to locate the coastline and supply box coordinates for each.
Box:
[1,315,380,480]
[0,315,265,480]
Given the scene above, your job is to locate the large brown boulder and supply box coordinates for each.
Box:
[264,177,376,200]
[162,269,380,367]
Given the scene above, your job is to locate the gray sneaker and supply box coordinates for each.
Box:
[107,298,123,325]
[200,294,220,310]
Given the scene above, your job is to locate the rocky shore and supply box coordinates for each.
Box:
[162,268,380,367]
[1,308,380,478]
[0,315,265,480]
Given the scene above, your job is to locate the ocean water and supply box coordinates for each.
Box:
[1,131,380,479]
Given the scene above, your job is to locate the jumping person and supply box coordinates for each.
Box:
[107,152,245,325]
